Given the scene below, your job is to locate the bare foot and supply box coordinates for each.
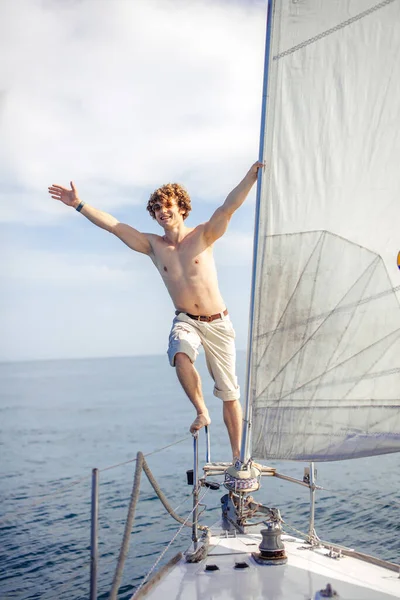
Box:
[190,413,211,434]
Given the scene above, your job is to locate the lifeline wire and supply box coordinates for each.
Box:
[0,435,190,526]
[131,487,210,600]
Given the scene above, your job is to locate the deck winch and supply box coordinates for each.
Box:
[252,522,288,565]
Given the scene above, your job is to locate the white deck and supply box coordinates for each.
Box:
[140,530,400,599]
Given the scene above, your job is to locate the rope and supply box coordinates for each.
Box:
[141,456,206,531]
[130,487,210,600]
[109,451,209,600]
[109,452,144,600]
[130,553,183,600]
[274,0,397,61]
[282,520,309,540]
[0,435,190,527]
[100,436,190,473]
[98,488,194,545]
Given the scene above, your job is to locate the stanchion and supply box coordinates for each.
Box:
[192,434,199,548]
[90,468,99,600]
[205,425,211,463]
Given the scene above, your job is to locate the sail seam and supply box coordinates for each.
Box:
[258,277,400,339]
[256,240,382,402]
[276,328,400,402]
[256,232,323,369]
[315,258,380,382]
[273,0,397,60]
[308,258,380,404]
[342,327,400,402]
[290,233,326,399]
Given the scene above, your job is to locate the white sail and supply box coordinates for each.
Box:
[249,0,400,461]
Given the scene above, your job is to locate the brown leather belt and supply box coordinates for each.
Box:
[175,308,228,323]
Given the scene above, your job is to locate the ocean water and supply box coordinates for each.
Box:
[1,353,399,600]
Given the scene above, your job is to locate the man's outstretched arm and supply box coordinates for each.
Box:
[48,181,152,255]
[203,161,263,244]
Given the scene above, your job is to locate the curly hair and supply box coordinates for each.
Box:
[147,183,192,220]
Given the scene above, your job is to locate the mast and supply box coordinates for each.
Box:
[240,0,276,464]
[242,0,400,463]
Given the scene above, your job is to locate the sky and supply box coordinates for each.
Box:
[0,0,267,362]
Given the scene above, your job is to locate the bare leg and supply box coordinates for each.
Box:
[175,352,211,433]
[223,400,243,460]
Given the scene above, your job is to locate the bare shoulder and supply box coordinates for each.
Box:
[179,224,213,248]
[179,223,216,254]
[146,232,164,247]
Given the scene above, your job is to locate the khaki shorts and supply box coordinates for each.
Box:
[167,312,240,402]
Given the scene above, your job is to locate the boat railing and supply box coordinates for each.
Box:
[0,435,194,600]
[3,430,399,599]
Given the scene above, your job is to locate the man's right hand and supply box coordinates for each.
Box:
[48,181,80,208]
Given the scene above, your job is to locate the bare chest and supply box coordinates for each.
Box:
[153,238,214,281]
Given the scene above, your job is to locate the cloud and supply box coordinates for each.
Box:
[1,0,266,360]
[0,0,265,224]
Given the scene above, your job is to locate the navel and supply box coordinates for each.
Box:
[195,303,199,309]
[163,266,168,272]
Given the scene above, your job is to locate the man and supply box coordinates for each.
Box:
[48,161,263,460]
